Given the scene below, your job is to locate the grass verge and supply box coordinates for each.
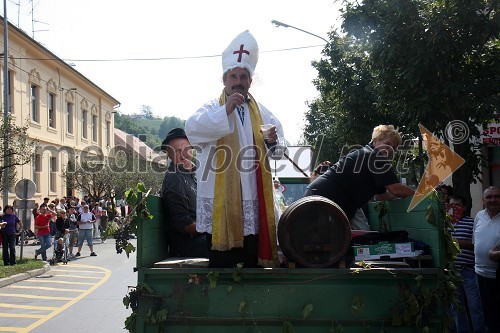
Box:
[0,258,45,278]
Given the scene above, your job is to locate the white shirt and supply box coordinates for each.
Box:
[185,98,284,235]
[77,211,96,230]
[473,209,500,278]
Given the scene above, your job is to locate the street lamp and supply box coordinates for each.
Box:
[271,20,328,44]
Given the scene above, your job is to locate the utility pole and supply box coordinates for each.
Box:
[3,0,10,208]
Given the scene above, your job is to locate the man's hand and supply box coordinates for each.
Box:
[264,126,278,145]
[225,93,246,115]
[184,222,198,236]
[488,244,500,262]
[385,183,415,198]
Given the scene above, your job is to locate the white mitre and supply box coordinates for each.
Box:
[222,30,259,77]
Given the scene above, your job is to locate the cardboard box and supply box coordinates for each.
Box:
[352,241,417,260]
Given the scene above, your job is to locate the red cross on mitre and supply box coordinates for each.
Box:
[233,44,250,62]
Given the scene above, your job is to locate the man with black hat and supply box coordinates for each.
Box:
[160,128,208,258]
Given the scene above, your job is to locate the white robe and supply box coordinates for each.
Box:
[185,98,285,235]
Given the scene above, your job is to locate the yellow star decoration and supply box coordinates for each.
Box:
[408,124,465,211]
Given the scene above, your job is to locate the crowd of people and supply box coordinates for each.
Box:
[1,194,126,265]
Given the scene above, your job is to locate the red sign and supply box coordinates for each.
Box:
[482,123,500,145]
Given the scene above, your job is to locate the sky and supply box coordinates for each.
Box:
[6,0,343,144]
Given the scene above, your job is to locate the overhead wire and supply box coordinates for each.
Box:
[8,44,325,63]
[4,43,326,114]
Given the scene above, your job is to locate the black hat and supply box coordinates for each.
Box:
[161,128,187,151]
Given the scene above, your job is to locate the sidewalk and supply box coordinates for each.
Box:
[0,262,50,288]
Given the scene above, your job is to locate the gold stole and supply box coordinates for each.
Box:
[211,91,278,267]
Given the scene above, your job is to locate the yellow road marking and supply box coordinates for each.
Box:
[0,303,57,311]
[9,286,86,293]
[0,264,112,333]
[24,280,94,285]
[0,327,23,332]
[50,269,105,274]
[22,264,111,333]
[48,274,101,280]
[0,293,73,301]
[0,313,44,319]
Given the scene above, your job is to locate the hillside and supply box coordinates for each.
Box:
[114,112,185,150]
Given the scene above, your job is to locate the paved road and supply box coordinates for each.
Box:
[0,238,137,333]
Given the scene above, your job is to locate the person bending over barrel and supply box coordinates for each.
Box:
[306,125,415,221]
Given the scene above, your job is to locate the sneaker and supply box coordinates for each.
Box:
[34,250,39,260]
[75,252,81,257]
[90,252,97,256]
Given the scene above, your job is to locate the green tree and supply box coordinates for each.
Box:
[0,116,37,193]
[62,158,115,202]
[306,0,499,207]
[114,112,185,151]
[140,105,154,119]
[158,116,185,140]
[305,32,391,163]
[61,148,165,203]
[114,112,143,136]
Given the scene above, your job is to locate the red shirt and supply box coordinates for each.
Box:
[34,213,51,235]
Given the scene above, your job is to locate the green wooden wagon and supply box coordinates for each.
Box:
[128,195,452,333]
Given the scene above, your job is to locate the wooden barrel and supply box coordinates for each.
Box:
[278,195,351,268]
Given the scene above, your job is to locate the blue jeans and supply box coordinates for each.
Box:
[450,266,485,333]
[2,233,16,265]
[476,273,500,333]
[36,234,52,261]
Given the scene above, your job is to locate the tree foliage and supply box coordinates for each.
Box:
[158,116,185,141]
[140,105,154,119]
[114,109,185,151]
[61,148,165,202]
[62,158,115,202]
[0,116,37,193]
[305,0,499,204]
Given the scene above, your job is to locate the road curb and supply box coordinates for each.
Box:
[0,262,51,288]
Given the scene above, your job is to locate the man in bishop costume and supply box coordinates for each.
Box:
[185,30,285,268]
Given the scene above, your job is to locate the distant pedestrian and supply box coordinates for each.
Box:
[34,206,53,261]
[473,186,500,332]
[75,205,97,257]
[67,205,78,259]
[32,203,39,219]
[1,205,21,265]
[448,196,485,333]
[120,197,126,218]
[92,202,103,239]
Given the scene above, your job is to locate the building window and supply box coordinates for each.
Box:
[106,121,111,146]
[67,102,73,134]
[31,84,39,122]
[50,156,57,192]
[48,92,56,128]
[82,110,87,139]
[92,115,98,142]
[33,153,41,191]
